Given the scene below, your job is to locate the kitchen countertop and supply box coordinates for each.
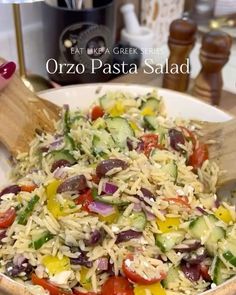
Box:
[112,68,236,117]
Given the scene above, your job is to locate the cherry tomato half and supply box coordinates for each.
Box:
[101,276,134,295]
[75,189,93,212]
[0,208,16,228]
[31,273,71,295]
[140,134,160,157]
[122,255,166,285]
[188,143,209,170]
[165,196,191,209]
[91,106,104,121]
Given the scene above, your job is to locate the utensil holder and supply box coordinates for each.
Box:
[41,0,116,85]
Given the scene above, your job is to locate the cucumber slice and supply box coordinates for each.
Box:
[162,267,180,288]
[189,215,225,255]
[49,150,76,164]
[141,97,160,113]
[156,230,185,252]
[94,195,130,206]
[92,130,114,155]
[64,134,75,150]
[221,236,236,267]
[99,95,115,110]
[144,116,156,130]
[92,117,106,129]
[162,161,178,183]
[213,257,231,285]
[105,117,134,148]
[118,211,147,231]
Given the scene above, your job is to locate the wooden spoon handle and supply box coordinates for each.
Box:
[206,277,236,295]
[0,273,31,295]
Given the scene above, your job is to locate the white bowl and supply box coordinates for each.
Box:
[0,83,234,295]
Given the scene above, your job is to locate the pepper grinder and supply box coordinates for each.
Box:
[192,30,232,105]
[162,18,197,92]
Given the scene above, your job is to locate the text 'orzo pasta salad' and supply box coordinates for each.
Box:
[0,91,236,295]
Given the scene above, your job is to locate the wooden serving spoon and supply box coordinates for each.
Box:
[0,70,60,157]
[199,118,236,186]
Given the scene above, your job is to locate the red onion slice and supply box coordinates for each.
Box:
[103,182,118,195]
[88,202,115,216]
[97,257,108,271]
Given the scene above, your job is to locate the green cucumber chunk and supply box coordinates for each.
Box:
[141,97,160,113]
[156,230,185,253]
[18,195,40,225]
[105,117,134,148]
[31,231,54,250]
[118,211,147,231]
[213,257,232,285]
[162,267,180,288]
[189,215,225,255]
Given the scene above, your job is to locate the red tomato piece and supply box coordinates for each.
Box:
[91,106,104,121]
[101,276,134,295]
[122,255,166,285]
[188,143,209,170]
[75,189,93,212]
[200,264,211,281]
[165,196,191,209]
[31,273,71,295]
[20,184,37,193]
[0,208,16,228]
[140,134,160,157]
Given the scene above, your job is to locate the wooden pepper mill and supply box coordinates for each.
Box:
[162,18,197,92]
[192,30,232,105]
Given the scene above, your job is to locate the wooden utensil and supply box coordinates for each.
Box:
[0,70,60,157]
[198,118,236,186]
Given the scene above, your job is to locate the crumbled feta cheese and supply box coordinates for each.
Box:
[50,270,73,285]
[211,283,217,289]
[176,189,185,196]
[125,259,132,267]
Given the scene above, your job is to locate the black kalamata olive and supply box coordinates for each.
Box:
[174,241,201,253]
[51,159,72,172]
[169,129,185,151]
[96,159,128,178]
[0,231,6,243]
[84,229,105,246]
[140,187,155,199]
[0,185,21,197]
[115,230,142,244]
[70,253,93,268]
[181,261,201,281]
[5,260,33,278]
[57,175,87,193]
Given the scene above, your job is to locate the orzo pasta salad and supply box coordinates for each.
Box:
[0,91,235,295]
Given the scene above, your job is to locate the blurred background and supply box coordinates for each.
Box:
[0,0,235,92]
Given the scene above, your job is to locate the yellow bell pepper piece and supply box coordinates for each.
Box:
[46,179,61,198]
[42,255,70,276]
[134,282,166,295]
[109,101,125,116]
[130,121,140,131]
[99,208,119,224]
[80,267,92,290]
[46,179,75,218]
[156,217,180,233]
[141,107,154,116]
[214,205,233,224]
